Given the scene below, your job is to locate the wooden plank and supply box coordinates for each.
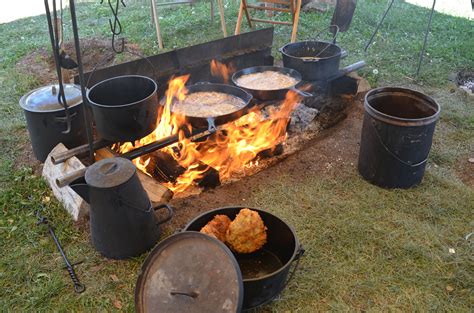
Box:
[250,18,292,25]
[95,148,173,204]
[247,4,291,12]
[42,143,89,221]
[259,0,291,4]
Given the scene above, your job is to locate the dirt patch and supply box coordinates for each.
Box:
[164,99,363,233]
[16,38,142,85]
[454,155,474,187]
[15,131,43,175]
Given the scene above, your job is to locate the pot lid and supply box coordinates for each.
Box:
[85,157,136,189]
[135,232,243,313]
[19,84,82,112]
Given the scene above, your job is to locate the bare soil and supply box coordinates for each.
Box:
[16,38,141,85]
[455,155,474,187]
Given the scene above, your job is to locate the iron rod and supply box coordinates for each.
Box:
[364,0,395,52]
[51,139,113,164]
[415,0,436,76]
[69,0,95,163]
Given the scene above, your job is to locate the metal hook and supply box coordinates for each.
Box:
[101,0,126,54]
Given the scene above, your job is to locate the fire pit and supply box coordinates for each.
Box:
[49,28,365,217]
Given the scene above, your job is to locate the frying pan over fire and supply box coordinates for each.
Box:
[232,66,313,101]
[168,83,253,132]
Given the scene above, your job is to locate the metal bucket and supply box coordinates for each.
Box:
[358,87,440,188]
[87,75,159,142]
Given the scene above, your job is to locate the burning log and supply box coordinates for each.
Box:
[148,151,185,183]
[147,150,221,189]
[257,143,284,159]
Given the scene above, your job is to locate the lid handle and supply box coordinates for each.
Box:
[170,290,199,298]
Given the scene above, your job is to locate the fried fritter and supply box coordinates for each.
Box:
[226,208,267,254]
[200,214,232,242]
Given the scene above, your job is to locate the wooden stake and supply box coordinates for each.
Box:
[217,0,228,37]
[150,0,164,49]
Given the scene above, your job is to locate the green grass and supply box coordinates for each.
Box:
[1,0,473,311]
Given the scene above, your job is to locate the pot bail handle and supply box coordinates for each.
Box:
[370,120,428,168]
[85,48,158,88]
[281,245,305,290]
[312,25,339,43]
[153,203,174,225]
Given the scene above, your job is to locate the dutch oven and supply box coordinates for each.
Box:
[87,75,159,142]
[135,206,304,312]
[280,25,349,81]
[19,84,88,162]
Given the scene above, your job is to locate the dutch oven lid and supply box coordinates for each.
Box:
[135,232,243,313]
[19,84,82,112]
[85,157,136,189]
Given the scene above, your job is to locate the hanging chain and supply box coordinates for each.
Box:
[101,0,127,53]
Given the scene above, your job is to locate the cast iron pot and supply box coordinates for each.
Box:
[87,75,159,142]
[19,84,88,162]
[184,206,304,310]
[280,40,347,81]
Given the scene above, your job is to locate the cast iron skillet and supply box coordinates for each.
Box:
[231,66,313,101]
[169,83,253,132]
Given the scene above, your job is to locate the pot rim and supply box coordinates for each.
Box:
[231,66,302,92]
[280,40,343,62]
[19,84,83,113]
[364,86,441,127]
[183,206,301,282]
[87,75,158,109]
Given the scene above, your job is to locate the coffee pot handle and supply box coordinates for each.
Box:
[153,204,174,225]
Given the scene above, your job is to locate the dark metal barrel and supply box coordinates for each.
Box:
[358,87,440,188]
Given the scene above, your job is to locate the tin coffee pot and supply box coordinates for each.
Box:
[70,157,173,259]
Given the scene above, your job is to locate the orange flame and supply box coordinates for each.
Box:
[210,60,235,84]
[115,74,301,194]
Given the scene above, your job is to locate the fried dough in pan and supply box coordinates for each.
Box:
[226,208,267,254]
[200,214,232,242]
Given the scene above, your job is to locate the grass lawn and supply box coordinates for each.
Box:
[1,0,473,311]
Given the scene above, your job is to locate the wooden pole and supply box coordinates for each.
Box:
[150,0,164,49]
[217,0,227,37]
[290,0,301,42]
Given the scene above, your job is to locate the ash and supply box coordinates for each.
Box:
[288,103,319,133]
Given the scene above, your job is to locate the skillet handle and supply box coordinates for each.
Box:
[291,87,313,98]
[328,60,367,81]
[153,204,174,225]
[206,117,217,133]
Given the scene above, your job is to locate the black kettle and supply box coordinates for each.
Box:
[70,157,173,259]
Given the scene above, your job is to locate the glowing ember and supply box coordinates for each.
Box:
[114,61,301,194]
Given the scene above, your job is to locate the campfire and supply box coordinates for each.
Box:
[113,61,301,194]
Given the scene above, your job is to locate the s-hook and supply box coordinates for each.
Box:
[101,0,127,53]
